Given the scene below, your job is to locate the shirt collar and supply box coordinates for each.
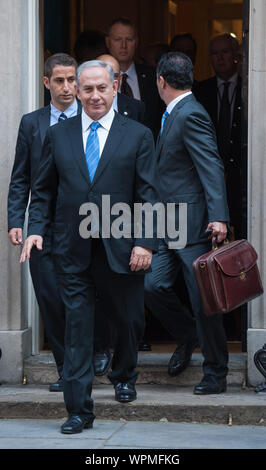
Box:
[123,62,137,80]
[166,91,192,114]
[50,98,78,119]
[217,72,238,88]
[81,106,115,132]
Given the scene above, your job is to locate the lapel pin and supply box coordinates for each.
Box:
[123,111,128,115]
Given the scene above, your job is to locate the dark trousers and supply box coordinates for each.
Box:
[94,302,112,352]
[57,240,145,417]
[145,240,228,380]
[29,238,65,376]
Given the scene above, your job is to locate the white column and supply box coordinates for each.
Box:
[0,0,41,383]
[247,0,266,385]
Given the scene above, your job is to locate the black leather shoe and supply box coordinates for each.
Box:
[194,376,227,395]
[115,382,137,403]
[61,414,95,434]
[168,337,198,377]
[49,377,64,392]
[138,342,152,351]
[94,349,112,376]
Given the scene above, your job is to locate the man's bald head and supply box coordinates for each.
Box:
[97,54,120,79]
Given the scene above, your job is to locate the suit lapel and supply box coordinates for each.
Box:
[38,106,50,144]
[91,112,125,187]
[67,114,91,186]
[209,77,219,128]
[135,64,148,100]
[117,93,130,118]
[66,112,126,188]
[156,94,194,160]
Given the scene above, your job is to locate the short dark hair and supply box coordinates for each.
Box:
[107,17,138,36]
[170,33,197,54]
[156,52,193,90]
[74,30,107,63]
[44,53,78,79]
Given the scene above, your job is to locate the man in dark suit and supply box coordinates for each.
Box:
[91,53,146,376]
[105,17,164,138]
[196,33,243,240]
[145,52,230,395]
[20,60,159,434]
[98,54,145,123]
[8,53,81,392]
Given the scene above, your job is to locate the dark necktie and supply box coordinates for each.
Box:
[217,81,231,166]
[58,113,67,122]
[120,73,133,98]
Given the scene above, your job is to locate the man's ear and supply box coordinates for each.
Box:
[43,76,50,90]
[76,84,81,101]
[113,79,118,96]
[157,75,165,89]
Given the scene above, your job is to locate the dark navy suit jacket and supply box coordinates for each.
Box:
[28,112,159,274]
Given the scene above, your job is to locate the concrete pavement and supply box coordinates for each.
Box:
[0,418,266,449]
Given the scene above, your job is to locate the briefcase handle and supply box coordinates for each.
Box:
[211,236,229,251]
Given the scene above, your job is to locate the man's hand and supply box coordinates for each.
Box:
[129,246,152,272]
[20,235,43,263]
[206,222,227,243]
[8,228,23,246]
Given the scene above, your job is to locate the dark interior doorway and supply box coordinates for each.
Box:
[43,0,248,352]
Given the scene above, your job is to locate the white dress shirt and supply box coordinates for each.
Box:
[166,91,192,115]
[81,106,115,156]
[119,62,141,100]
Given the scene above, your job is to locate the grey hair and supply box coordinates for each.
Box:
[209,33,239,55]
[77,60,115,87]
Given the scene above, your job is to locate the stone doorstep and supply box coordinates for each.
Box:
[23,352,247,386]
[0,384,265,426]
[1,353,264,427]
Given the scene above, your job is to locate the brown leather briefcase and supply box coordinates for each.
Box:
[193,238,264,316]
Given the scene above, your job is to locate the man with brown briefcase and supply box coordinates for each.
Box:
[145,52,230,395]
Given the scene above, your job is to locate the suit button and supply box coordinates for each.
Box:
[229,158,235,162]
[230,140,233,144]
[233,123,237,127]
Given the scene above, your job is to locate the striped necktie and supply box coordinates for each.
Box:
[160,111,169,135]
[217,81,231,167]
[85,121,101,182]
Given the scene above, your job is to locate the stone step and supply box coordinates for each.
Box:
[23,352,247,386]
[0,383,265,426]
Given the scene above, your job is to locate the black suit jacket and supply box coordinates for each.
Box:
[196,75,242,172]
[28,112,159,274]
[135,63,165,139]
[196,75,243,235]
[8,101,82,231]
[117,92,145,123]
[156,94,229,246]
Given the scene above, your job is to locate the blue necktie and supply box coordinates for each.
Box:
[58,112,67,122]
[160,111,169,135]
[85,121,101,182]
